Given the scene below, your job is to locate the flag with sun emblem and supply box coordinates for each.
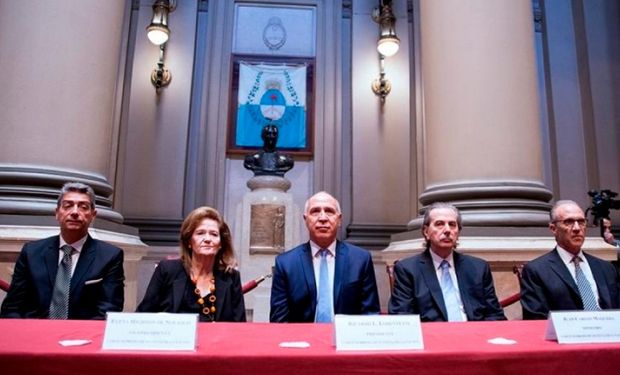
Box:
[236,62,307,148]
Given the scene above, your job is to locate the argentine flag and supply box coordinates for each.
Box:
[236,62,307,148]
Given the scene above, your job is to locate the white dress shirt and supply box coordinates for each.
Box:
[58,235,87,276]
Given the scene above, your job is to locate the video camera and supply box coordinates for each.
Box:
[587,189,620,223]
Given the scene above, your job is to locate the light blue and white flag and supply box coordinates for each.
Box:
[236,62,307,148]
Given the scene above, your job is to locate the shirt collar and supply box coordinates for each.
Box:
[310,240,337,258]
[429,248,455,270]
[556,245,584,266]
[59,234,88,254]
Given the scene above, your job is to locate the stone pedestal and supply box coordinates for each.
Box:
[234,176,301,322]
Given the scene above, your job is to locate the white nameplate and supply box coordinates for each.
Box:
[102,312,198,351]
[334,314,424,351]
[545,310,620,344]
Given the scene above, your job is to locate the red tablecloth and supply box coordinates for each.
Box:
[0,319,619,374]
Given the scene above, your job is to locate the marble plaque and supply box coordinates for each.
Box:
[250,204,285,254]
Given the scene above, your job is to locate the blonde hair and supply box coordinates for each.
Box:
[179,206,236,273]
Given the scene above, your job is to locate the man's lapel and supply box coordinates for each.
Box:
[333,241,348,308]
[548,248,580,296]
[43,236,61,287]
[70,236,96,296]
[420,250,448,320]
[300,243,317,308]
[453,251,472,319]
[585,253,612,308]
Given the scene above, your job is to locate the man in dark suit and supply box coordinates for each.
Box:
[1,182,124,319]
[388,202,506,321]
[520,200,620,320]
[270,191,380,323]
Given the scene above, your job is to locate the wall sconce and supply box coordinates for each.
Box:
[371,0,400,104]
[146,0,175,91]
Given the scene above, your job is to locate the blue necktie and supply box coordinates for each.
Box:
[440,260,464,322]
[315,249,332,323]
[573,256,600,311]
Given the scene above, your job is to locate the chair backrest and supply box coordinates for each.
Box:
[387,259,524,309]
[499,264,524,308]
[386,260,398,295]
[0,278,10,293]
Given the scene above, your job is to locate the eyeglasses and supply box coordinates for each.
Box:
[553,218,587,228]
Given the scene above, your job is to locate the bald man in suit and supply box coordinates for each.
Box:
[520,200,620,319]
[270,192,380,323]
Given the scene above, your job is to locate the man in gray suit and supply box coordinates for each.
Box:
[1,182,124,319]
[388,202,506,321]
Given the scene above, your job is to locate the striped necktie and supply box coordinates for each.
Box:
[572,256,600,311]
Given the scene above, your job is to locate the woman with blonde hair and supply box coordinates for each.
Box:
[138,207,245,322]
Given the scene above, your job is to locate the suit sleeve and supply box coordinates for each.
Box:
[230,270,246,322]
[388,261,416,314]
[520,263,549,320]
[360,253,381,315]
[269,256,289,322]
[0,245,32,318]
[136,261,167,312]
[481,263,507,320]
[95,248,125,318]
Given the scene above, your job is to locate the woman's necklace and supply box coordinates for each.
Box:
[191,275,216,322]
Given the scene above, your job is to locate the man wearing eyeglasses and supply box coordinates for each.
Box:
[1,182,125,319]
[520,200,620,319]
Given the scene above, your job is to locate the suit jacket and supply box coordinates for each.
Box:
[269,241,380,323]
[0,235,124,319]
[520,248,620,320]
[137,259,246,322]
[388,249,506,321]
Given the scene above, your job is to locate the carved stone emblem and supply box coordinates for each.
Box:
[263,17,287,50]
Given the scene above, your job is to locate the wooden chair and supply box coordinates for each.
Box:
[498,265,523,308]
[386,261,397,295]
[241,273,271,294]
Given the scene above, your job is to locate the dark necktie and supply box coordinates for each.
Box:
[572,256,600,311]
[315,249,332,323]
[49,245,74,319]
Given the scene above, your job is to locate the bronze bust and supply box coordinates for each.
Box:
[244,124,294,177]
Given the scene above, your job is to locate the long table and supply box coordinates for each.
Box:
[0,319,619,374]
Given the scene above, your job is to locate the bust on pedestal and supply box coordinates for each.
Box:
[235,124,301,322]
[243,124,294,177]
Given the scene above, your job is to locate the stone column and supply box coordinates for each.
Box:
[0,1,148,312]
[411,0,552,228]
[0,0,128,222]
[383,0,555,319]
